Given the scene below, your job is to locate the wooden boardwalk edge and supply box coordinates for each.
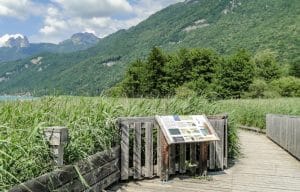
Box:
[239,125,266,134]
[110,130,300,192]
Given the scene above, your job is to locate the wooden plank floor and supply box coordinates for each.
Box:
[109,130,300,192]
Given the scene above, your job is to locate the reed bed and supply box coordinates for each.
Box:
[0,96,227,190]
[1,96,299,190]
[218,98,300,129]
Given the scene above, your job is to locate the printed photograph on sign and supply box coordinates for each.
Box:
[155,115,220,144]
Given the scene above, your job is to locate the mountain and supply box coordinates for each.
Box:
[0,0,299,95]
[0,32,99,62]
[3,35,29,48]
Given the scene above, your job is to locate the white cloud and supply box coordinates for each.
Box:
[52,0,133,18]
[31,0,185,43]
[0,34,24,46]
[0,0,46,19]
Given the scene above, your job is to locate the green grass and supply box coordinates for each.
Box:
[0,96,224,190]
[218,98,300,129]
[0,96,299,190]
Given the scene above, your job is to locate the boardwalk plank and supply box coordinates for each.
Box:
[112,130,300,192]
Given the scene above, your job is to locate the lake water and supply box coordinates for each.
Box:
[0,95,36,101]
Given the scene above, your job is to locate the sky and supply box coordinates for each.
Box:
[0,0,184,45]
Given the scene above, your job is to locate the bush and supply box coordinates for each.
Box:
[271,76,300,97]
[243,79,280,98]
[104,85,125,97]
[175,84,197,98]
[253,50,282,81]
[245,79,269,98]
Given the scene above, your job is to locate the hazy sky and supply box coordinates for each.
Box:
[0,0,184,45]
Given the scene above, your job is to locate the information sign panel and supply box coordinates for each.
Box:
[155,115,219,144]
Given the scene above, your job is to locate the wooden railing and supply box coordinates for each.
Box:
[266,114,300,160]
[9,115,228,191]
[9,147,120,192]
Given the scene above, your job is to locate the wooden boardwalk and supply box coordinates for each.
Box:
[110,130,300,192]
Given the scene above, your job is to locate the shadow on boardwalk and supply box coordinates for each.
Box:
[110,130,300,192]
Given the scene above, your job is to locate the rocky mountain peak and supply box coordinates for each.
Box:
[69,32,99,45]
[3,35,29,48]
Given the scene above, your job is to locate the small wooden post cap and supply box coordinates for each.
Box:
[44,127,68,145]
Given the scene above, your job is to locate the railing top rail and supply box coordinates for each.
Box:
[267,114,300,118]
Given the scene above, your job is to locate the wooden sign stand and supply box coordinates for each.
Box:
[156,115,217,181]
[159,134,209,181]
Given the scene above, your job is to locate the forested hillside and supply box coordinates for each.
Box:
[0,0,299,95]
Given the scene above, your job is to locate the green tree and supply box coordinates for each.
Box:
[243,79,280,98]
[216,50,255,98]
[122,59,146,97]
[271,76,300,97]
[144,47,168,96]
[164,48,220,95]
[187,49,220,95]
[253,50,282,81]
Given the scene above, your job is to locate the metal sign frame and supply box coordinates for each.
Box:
[155,115,219,145]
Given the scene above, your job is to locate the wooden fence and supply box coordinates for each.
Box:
[118,115,228,181]
[266,114,300,160]
[9,147,120,192]
[9,115,228,191]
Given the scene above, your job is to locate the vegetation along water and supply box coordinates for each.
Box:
[0,96,299,190]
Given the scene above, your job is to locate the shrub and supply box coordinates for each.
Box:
[271,76,300,97]
[175,85,197,98]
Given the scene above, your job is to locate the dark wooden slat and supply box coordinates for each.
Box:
[120,122,129,180]
[160,130,169,181]
[55,159,119,191]
[179,144,186,174]
[9,147,120,192]
[199,142,209,176]
[118,117,155,124]
[84,171,120,192]
[189,143,196,173]
[207,114,228,120]
[169,144,176,175]
[133,122,142,179]
[157,125,162,177]
[215,120,225,170]
[224,117,228,168]
[208,119,218,170]
[128,165,158,177]
[209,141,216,170]
[145,122,154,178]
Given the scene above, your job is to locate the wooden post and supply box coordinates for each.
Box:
[179,144,186,174]
[44,127,68,167]
[190,143,196,175]
[133,122,142,179]
[157,125,162,177]
[145,122,154,178]
[199,142,209,176]
[120,122,129,180]
[160,130,169,182]
[169,144,176,175]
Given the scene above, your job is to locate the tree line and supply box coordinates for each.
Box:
[107,47,300,99]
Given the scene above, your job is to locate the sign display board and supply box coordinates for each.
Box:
[155,115,219,144]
